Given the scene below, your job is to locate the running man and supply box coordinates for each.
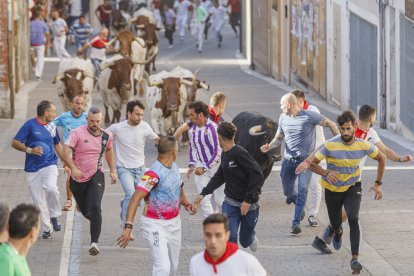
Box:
[194,0,208,53]
[261,92,338,234]
[30,10,50,81]
[194,122,264,252]
[301,111,386,274]
[62,107,117,255]
[209,0,227,48]
[174,0,192,41]
[189,213,268,276]
[50,11,71,60]
[187,101,224,217]
[117,136,196,276]
[12,100,64,239]
[106,100,159,227]
[53,95,87,211]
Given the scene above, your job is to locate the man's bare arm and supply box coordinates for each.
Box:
[321,118,339,136]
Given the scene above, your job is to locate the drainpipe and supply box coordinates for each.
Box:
[7,0,15,118]
[379,0,387,128]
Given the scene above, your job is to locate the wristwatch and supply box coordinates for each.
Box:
[375,180,382,185]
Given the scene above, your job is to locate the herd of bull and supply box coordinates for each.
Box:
[52,8,283,180]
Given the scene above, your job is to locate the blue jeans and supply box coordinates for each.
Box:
[117,166,145,224]
[222,201,259,248]
[91,58,102,77]
[280,158,312,226]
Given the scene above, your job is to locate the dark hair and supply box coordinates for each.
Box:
[291,89,305,99]
[157,136,177,154]
[8,204,40,239]
[79,15,85,20]
[358,105,376,122]
[203,213,229,231]
[37,100,53,117]
[0,203,9,233]
[126,100,145,117]
[88,107,101,115]
[217,122,237,140]
[337,111,356,126]
[188,101,208,117]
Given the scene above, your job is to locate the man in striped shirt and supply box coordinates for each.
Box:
[70,16,94,49]
[302,111,386,274]
[187,101,224,217]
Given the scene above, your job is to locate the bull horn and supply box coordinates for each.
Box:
[76,71,82,80]
[133,51,157,65]
[52,74,64,84]
[192,67,201,84]
[249,125,266,136]
[180,79,193,86]
[65,73,72,79]
[107,37,117,46]
[144,71,163,87]
[136,24,145,29]
[199,81,209,90]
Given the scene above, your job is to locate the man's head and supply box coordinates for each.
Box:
[358,105,376,127]
[337,111,357,143]
[0,203,9,242]
[79,15,86,25]
[213,0,219,7]
[280,93,298,115]
[101,27,109,38]
[157,136,178,160]
[51,11,59,20]
[104,0,110,5]
[87,107,102,132]
[71,95,85,116]
[8,204,40,246]
[203,214,230,260]
[126,100,145,126]
[217,122,237,148]
[37,100,57,123]
[291,89,305,109]
[188,101,209,127]
[210,92,227,116]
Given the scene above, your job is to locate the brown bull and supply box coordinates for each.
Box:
[135,15,160,73]
[111,10,128,33]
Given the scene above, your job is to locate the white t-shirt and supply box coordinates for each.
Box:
[51,18,68,37]
[201,0,213,12]
[307,104,326,149]
[69,0,82,17]
[190,250,267,276]
[210,6,227,30]
[358,127,381,181]
[106,120,158,168]
[174,0,192,17]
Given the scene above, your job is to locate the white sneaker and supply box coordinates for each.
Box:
[89,242,100,256]
[249,236,259,252]
[168,44,174,49]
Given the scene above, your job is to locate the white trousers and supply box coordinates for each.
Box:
[306,172,322,217]
[32,45,45,78]
[141,215,181,276]
[53,35,71,60]
[26,165,61,232]
[196,22,205,51]
[176,14,188,37]
[195,162,225,218]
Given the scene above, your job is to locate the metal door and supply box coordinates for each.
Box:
[349,13,378,112]
[400,15,414,133]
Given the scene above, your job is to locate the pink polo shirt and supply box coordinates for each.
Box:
[66,125,113,183]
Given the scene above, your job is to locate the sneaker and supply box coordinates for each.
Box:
[50,217,61,232]
[217,43,221,48]
[350,258,363,274]
[286,197,294,205]
[291,225,301,234]
[89,243,100,256]
[301,210,305,221]
[308,216,319,227]
[332,228,343,250]
[322,225,335,245]
[249,236,259,252]
[36,76,41,82]
[42,231,52,239]
[198,49,202,53]
[311,236,332,254]
[168,44,174,49]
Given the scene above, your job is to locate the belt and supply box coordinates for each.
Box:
[286,156,305,162]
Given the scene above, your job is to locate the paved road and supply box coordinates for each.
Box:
[1,24,414,276]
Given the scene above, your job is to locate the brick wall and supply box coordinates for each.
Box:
[0,0,11,118]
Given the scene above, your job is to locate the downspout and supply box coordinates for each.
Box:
[7,0,14,118]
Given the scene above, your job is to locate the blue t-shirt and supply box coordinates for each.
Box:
[30,20,49,46]
[53,112,87,142]
[278,109,324,159]
[14,118,60,173]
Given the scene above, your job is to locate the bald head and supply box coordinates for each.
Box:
[281,93,298,105]
[280,93,299,115]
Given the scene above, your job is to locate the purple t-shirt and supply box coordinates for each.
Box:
[165,9,176,26]
[30,20,49,46]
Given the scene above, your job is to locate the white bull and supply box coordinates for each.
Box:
[53,57,94,112]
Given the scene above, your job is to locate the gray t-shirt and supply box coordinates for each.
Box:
[278,109,324,159]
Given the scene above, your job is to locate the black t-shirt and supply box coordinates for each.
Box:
[201,145,264,204]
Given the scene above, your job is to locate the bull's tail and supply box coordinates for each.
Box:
[139,80,145,97]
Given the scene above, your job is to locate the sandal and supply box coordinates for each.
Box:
[62,199,72,211]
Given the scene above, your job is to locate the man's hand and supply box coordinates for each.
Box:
[400,155,413,162]
[295,160,310,174]
[193,195,204,209]
[71,166,82,181]
[326,171,339,184]
[63,164,71,175]
[117,228,132,248]
[240,202,250,215]
[368,183,383,200]
[110,170,117,184]
[187,165,195,180]
[194,167,206,176]
[184,203,197,215]
[260,144,270,153]
[31,146,44,156]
